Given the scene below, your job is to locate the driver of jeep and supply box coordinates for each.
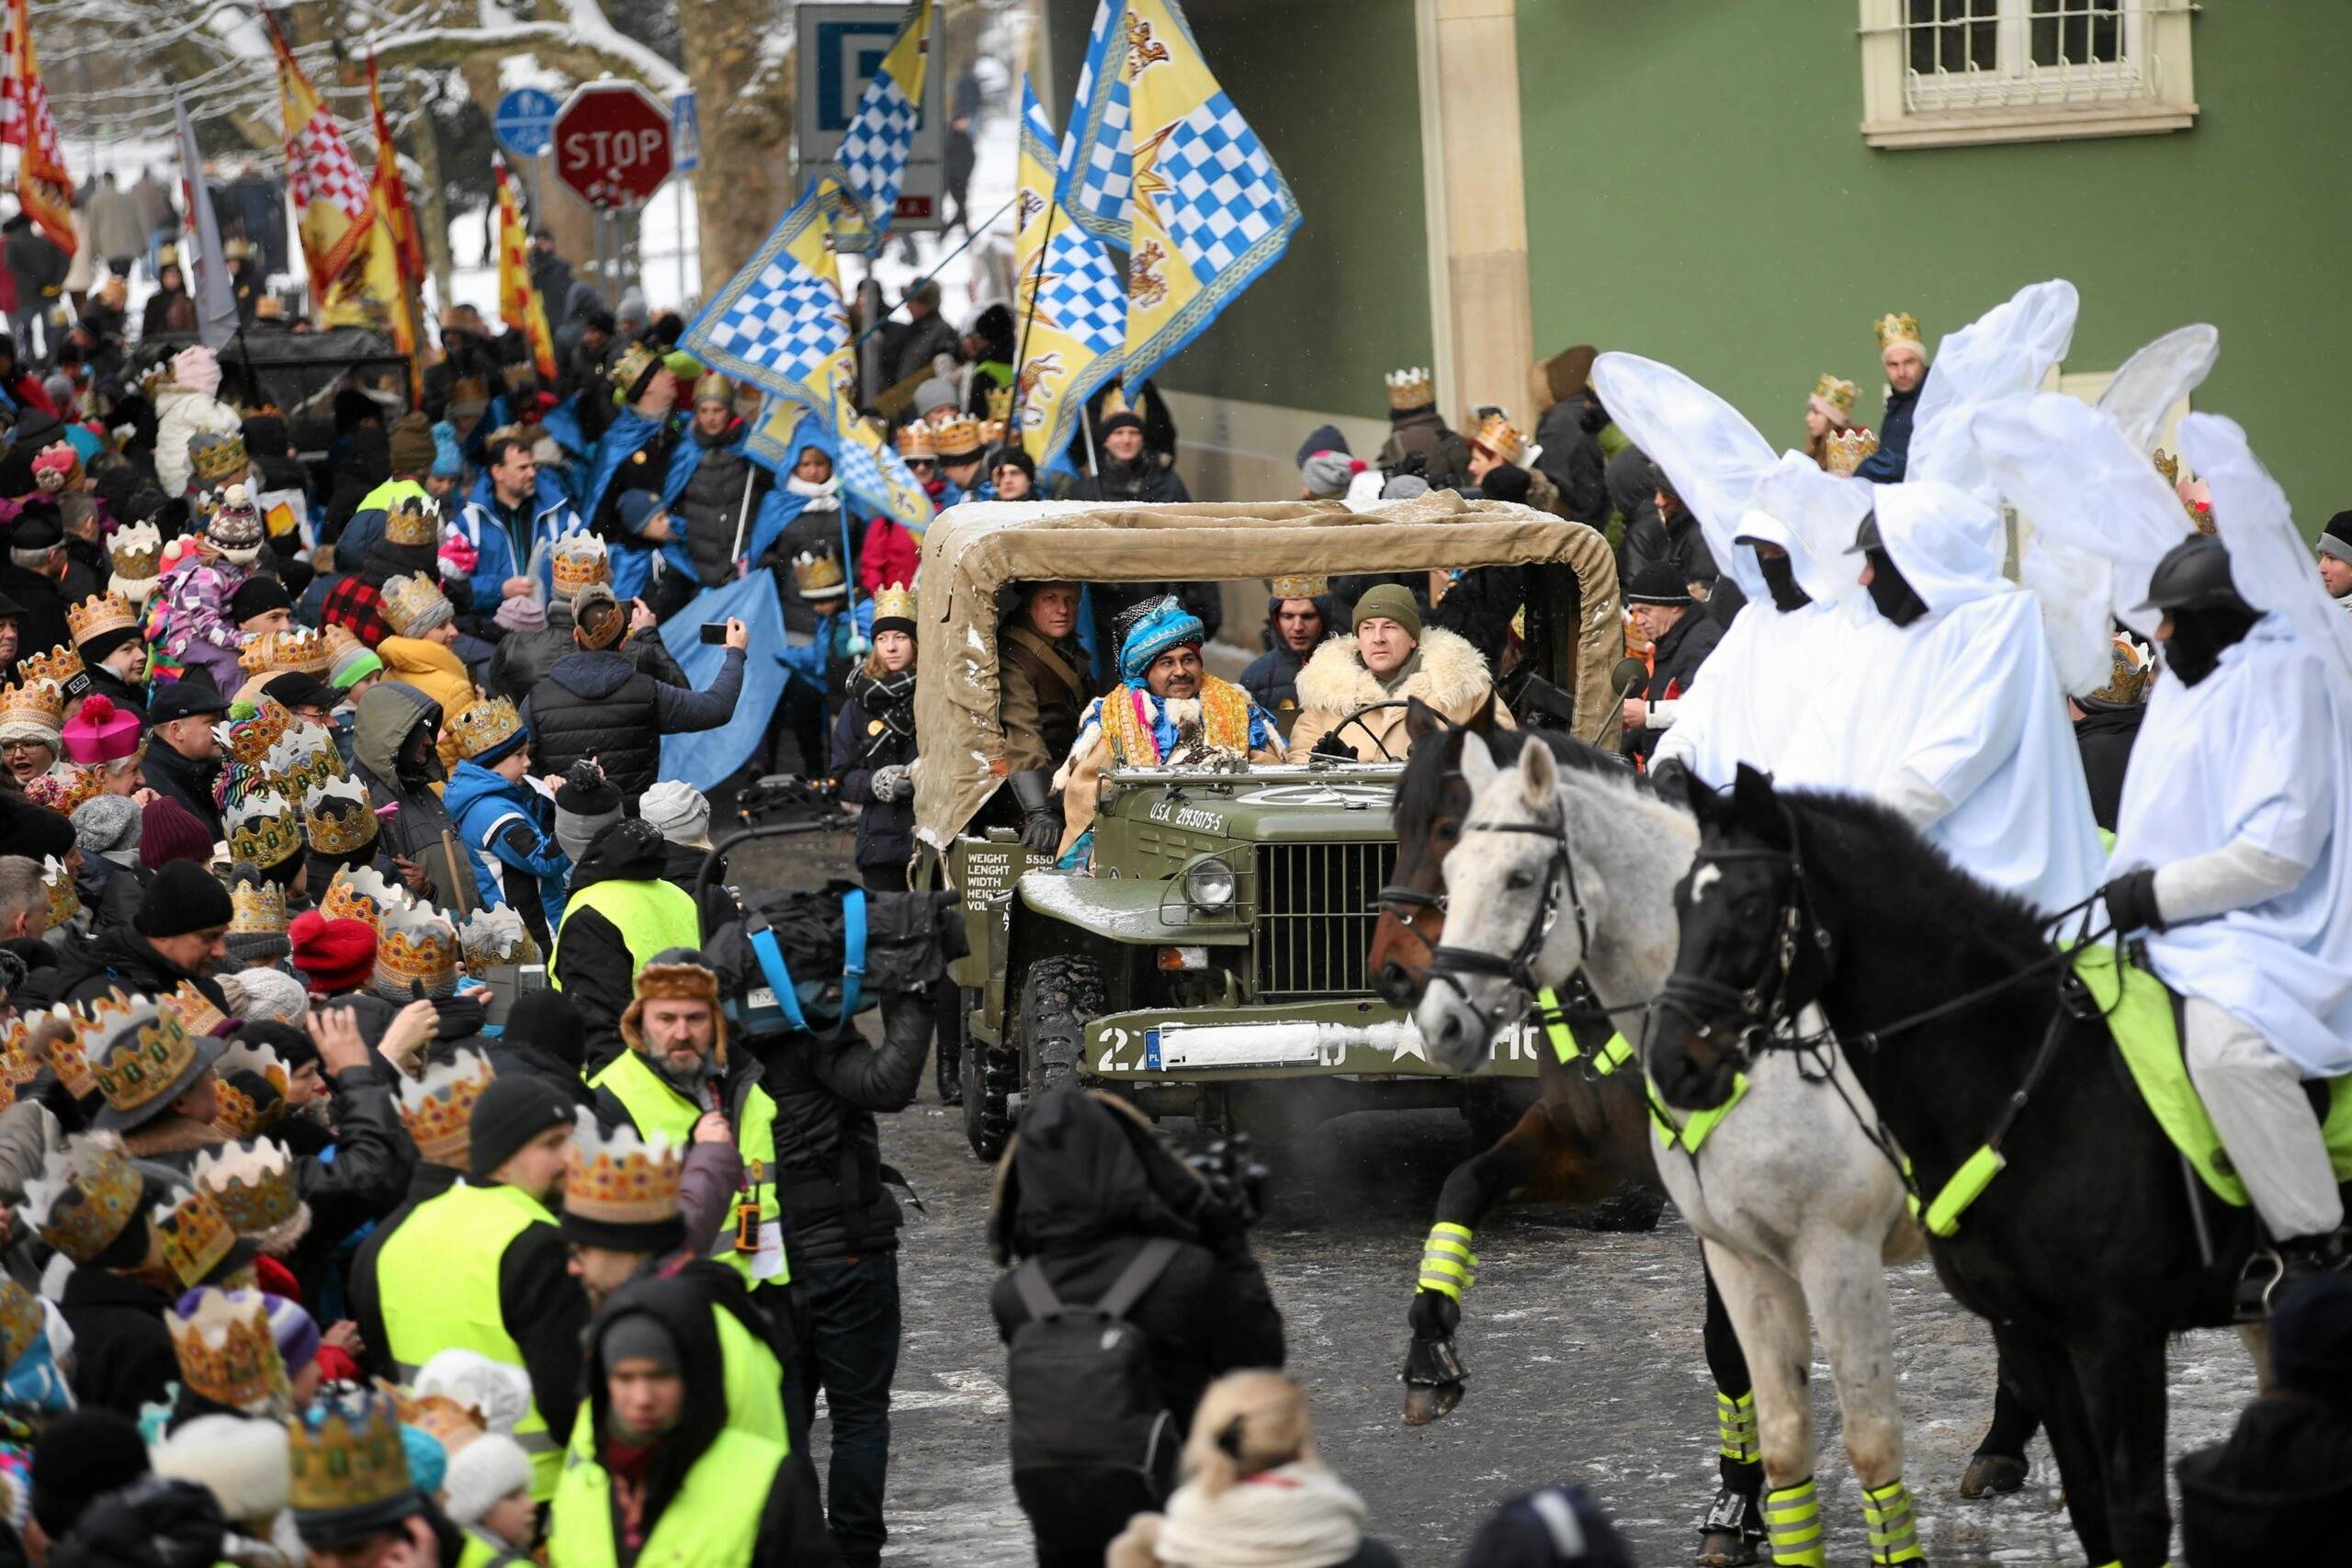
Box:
[1049,594,1287,863]
[1286,582,1515,761]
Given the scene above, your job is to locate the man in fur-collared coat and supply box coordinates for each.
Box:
[1286,583,1515,762]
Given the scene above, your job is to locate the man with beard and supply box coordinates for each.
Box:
[1855,310,1931,483]
[1240,576,1333,726]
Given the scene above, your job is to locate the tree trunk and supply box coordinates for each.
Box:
[674,0,796,284]
[402,79,457,311]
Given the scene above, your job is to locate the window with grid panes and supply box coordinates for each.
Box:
[1859,0,2196,148]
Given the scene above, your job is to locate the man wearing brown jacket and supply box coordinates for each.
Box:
[998,581,1089,852]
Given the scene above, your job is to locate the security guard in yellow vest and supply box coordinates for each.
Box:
[550,818,705,1073]
[548,1276,832,1568]
[374,1072,590,1504]
[561,1107,790,1448]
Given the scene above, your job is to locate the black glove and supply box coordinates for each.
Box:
[1007,769,1062,854]
[2100,866,2165,935]
[1310,730,1356,760]
[1020,807,1063,853]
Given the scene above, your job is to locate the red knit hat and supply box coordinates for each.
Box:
[289,910,379,996]
[139,796,215,869]
[62,694,141,765]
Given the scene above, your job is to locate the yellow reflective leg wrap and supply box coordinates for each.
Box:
[1860,1477,1924,1564]
[1715,1390,1759,1463]
[1417,1222,1478,1299]
[1763,1477,1825,1567]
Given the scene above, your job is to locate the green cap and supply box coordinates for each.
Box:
[1351,582,1422,640]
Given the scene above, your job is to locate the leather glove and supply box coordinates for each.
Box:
[869,764,908,804]
[2100,866,2165,936]
[1007,769,1062,853]
[1310,730,1357,760]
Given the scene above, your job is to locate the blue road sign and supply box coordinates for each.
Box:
[673,91,700,174]
[809,17,899,133]
[494,87,562,159]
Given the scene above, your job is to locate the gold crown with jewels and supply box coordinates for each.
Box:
[894,420,934,460]
[396,1049,494,1167]
[793,550,846,598]
[41,854,80,929]
[0,679,63,735]
[321,863,408,932]
[92,996,198,1120]
[373,904,459,996]
[1810,374,1860,422]
[450,696,525,761]
[161,977,228,1041]
[1385,367,1434,412]
[68,592,141,647]
[154,1184,238,1287]
[304,777,380,859]
[1824,426,1881,477]
[0,1015,40,1088]
[21,1132,144,1265]
[266,724,343,797]
[1874,310,1925,355]
[194,1138,304,1237]
[566,1120,684,1230]
[288,1391,415,1518]
[212,1039,292,1141]
[189,432,251,488]
[214,699,292,767]
[169,1287,288,1413]
[1271,575,1328,601]
[45,1001,103,1100]
[228,870,288,940]
[379,573,450,637]
[239,627,333,677]
[383,493,440,548]
[1471,412,1530,468]
[869,582,917,626]
[109,522,164,584]
[930,413,984,458]
[16,644,82,693]
[0,1278,40,1371]
[550,528,611,596]
[226,794,303,870]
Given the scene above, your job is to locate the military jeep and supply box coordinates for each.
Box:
[908,493,1623,1160]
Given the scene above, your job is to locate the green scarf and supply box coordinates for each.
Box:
[1371,647,1423,694]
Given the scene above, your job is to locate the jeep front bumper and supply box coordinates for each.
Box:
[1081,998,1543,1082]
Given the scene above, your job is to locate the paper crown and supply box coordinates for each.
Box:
[212,1039,293,1142]
[266,724,343,798]
[41,855,80,930]
[608,341,664,399]
[450,696,525,761]
[373,904,460,997]
[931,413,984,457]
[2088,634,2154,707]
[194,1138,305,1237]
[1824,426,1881,477]
[0,1279,40,1372]
[984,386,1013,444]
[458,907,537,970]
[189,432,251,488]
[239,627,333,678]
[0,1015,40,1088]
[550,529,611,596]
[215,698,292,767]
[396,1049,494,1166]
[1385,367,1435,412]
[1809,373,1860,423]
[322,622,374,676]
[322,864,409,933]
[1874,310,1925,355]
[1270,574,1329,601]
[155,1183,238,1287]
[2153,447,2180,486]
[1100,384,1133,420]
[383,493,440,549]
[379,574,450,637]
[229,869,289,940]
[0,679,63,737]
[109,521,164,582]
[227,794,304,871]
[42,1002,100,1100]
[372,1381,487,1451]
[793,551,846,600]
[288,1391,416,1522]
[565,1120,684,1231]
[869,582,917,626]
[304,777,381,859]
[68,592,141,648]
[92,996,201,1119]
[1471,412,1531,468]
[161,976,229,1042]
[21,1133,144,1265]
[894,421,935,460]
[16,643,82,694]
[170,1288,289,1413]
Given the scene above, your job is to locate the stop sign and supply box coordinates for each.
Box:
[551,82,674,209]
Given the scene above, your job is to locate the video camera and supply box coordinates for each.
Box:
[1185,1133,1272,1237]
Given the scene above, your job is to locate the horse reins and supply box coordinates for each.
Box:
[1422,807,1597,1041]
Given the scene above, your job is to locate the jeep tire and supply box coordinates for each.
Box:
[1019,954,1106,1108]
[962,987,1012,1163]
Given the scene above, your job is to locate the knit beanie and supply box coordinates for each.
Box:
[500,989,585,1077]
[467,1073,579,1182]
[2322,510,2352,568]
[639,780,710,847]
[30,1408,150,1540]
[387,412,436,476]
[553,762,624,863]
[1300,450,1361,500]
[227,576,292,626]
[492,594,546,634]
[72,795,141,858]
[1481,463,1532,505]
[429,421,464,479]
[1351,582,1423,639]
[222,966,309,1028]
[913,377,959,416]
[599,1312,682,1374]
[400,1427,448,1496]
[136,860,235,938]
[170,345,222,399]
[440,1435,532,1529]
[329,641,384,690]
[139,797,214,870]
[288,910,378,995]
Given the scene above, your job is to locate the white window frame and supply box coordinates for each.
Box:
[1858,0,2199,150]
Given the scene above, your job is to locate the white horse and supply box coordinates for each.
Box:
[1418,738,1930,1568]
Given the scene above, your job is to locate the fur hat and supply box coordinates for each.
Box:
[150,1415,289,1530]
[619,950,727,1064]
[440,1433,531,1528]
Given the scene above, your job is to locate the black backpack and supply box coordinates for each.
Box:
[1005,1237,1183,1509]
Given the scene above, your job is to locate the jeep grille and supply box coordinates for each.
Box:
[1253,841,1396,1000]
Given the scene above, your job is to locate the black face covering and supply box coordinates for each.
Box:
[2162,604,2259,687]
[1754,549,1811,614]
[1862,548,1928,627]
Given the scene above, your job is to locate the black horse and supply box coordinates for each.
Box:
[1651,765,2343,1568]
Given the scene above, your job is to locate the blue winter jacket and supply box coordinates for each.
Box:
[443,759,572,928]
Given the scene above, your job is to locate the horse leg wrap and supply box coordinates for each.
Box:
[1716,1390,1760,1465]
[1860,1477,1924,1565]
[1761,1478,1825,1567]
[1417,1222,1478,1299]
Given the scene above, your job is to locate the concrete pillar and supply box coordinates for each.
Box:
[1415,0,1533,426]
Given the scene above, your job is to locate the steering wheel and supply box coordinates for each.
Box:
[1322,700,1419,762]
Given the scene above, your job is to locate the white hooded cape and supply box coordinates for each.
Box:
[1775,479,2106,917]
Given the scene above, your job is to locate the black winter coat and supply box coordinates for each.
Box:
[1075,455,1191,508]
[676,425,766,588]
[2178,1393,2352,1563]
[0,565,71,678]
[1628,608,1723,765]
[62,1267,181,1417]
[1619,508,1717,592]
[2074,703,2144,834]
[1854,375,1925,484]
[527,647,742,799]
[830,687,917,874]
[554,824,684,1074]
[1534,394,1611,525]
[139,740,223,841]
[486,610,686,705]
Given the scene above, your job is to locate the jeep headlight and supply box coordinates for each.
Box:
[1183,859,1237,909]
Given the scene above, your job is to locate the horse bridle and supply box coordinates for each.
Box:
[1653,811,1835,1073]
[1374,882,1446,954]
[1422,804,1594,1040]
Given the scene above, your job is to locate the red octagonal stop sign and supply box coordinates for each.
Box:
[552,81,673,210]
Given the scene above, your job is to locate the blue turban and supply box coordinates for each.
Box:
[1119,598,1205,687]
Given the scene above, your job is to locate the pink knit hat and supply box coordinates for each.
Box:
[61,694,141,765]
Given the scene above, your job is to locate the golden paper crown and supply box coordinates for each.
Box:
[550,529,611,597]
[170,1288,288,1412]
[383,494,440,549]
[931,413,983,457]
[793,551,846,598]
[373,1382,486,1451]
[1825,426,1881,477]
[0,1279,40,1371]
[209,1077,265,1142]
[0,680,63,736]
[194,1139,304,1236]
[373,904,459,996]
[214,1040,292,1140]
[1874,311,1925,355]
[43,1002,101,1100]
[161,977,229,1041]
[322,622,372,673]
[379,573,450,637]
[304,777,379,858]
[1385,367,1434,412]
[214,699,291,767]
[26,764,101,819]
[985,384,1013,432]
[227,795,303,870]
[894,420,935,460]
[288,1392,415,1518]
[238,627,333,677]
[449,696,525,761]
[41,854,80,930]
[108,521,164,581]
[1270,575,1328,601]
[0,1016,40,1088]
[2153,447,2180,486]
[869,582,917,626]
[155,1184,238,1287]
[92,997,202,1120]
[266,725,343,797]
[68,592,140,648]
[189,432,251,488]
[1471,412,1530,468]
[457,907,537,970]
[2089,634,2154,707]
[15,644,81,692]
[21,1133,144,1265]
[1100,385,1133,420]
[565,1121,684,1230]
[229,872,288,939]
[608,341,664,400]
[1810,373,1860,422]
[396,1049,495,1166]
[322,864,408,933]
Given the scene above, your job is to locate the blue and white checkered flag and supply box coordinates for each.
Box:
[1063,0,1135,247]
[819,0,935,256]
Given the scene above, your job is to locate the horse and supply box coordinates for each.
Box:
[1650,765,2350,1568]
[1418,738,1943,1568]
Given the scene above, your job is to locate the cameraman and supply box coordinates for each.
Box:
[988,1083,1285,1568]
